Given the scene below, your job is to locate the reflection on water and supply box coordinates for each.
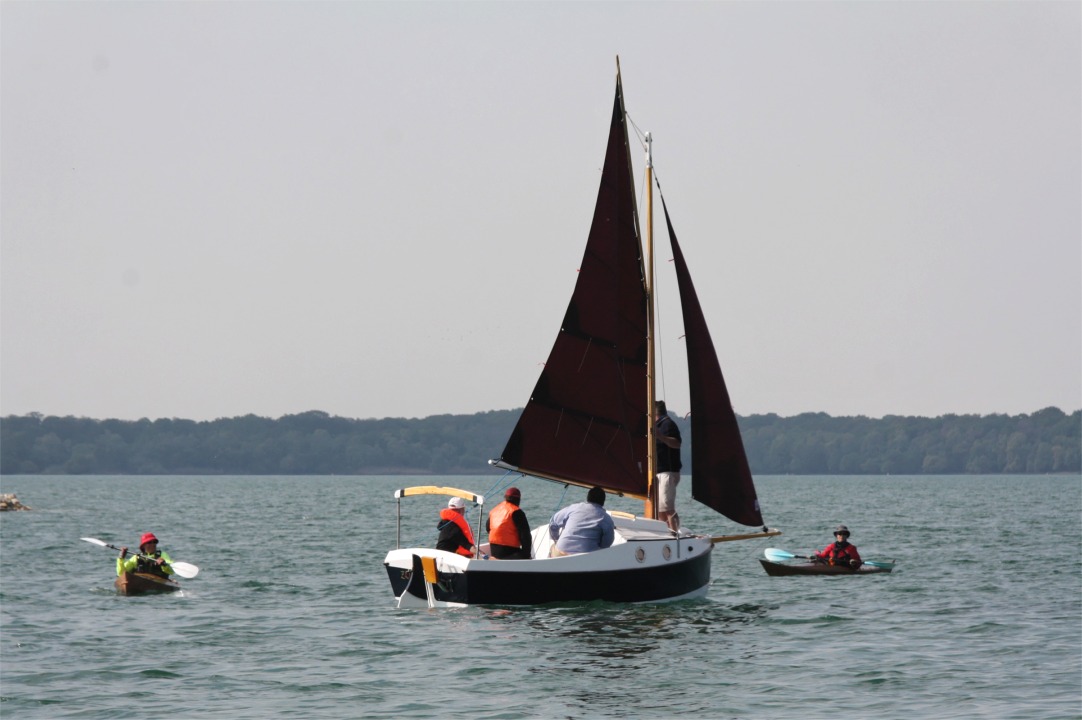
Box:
[472,600,780,719]
[478,597,773,668]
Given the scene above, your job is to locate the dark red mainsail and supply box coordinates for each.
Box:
[661,198,764,527]
[498,73,649,497]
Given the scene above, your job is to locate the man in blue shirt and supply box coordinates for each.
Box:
[548,486,616,556]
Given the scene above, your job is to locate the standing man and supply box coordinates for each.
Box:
[487,487,533,559]
[654,400,683,532]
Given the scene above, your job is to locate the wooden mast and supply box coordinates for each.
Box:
[616,57,657,519]
[644,126,657,519]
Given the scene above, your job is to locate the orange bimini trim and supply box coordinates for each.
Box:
[439,508,475,556]
[488,501,521,548]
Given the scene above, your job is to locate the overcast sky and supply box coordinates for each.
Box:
[2,1,1079,423]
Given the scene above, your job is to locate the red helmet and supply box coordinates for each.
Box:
[139,532,159,548]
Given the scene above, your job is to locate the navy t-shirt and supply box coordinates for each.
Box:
[655,414,682,473]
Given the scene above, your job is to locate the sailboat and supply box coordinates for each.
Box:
[384,60,779,608]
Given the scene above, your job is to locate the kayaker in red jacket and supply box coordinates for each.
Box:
[814,525,863,568]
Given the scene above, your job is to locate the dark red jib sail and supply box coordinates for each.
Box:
[661,198,765,527]
[498,74,649,497]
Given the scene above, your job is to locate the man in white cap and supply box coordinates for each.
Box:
[436,496,478,557]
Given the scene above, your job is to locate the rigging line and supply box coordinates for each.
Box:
[628,112,671,407]
[652,172,682,405]
[627,112,650,216]
[551,484,571,518]
[626,112,649,152]
[648,156,669,409]
[654,184,668,407]
[483,470,520,504]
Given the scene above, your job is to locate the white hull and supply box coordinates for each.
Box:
[385,514,714,607]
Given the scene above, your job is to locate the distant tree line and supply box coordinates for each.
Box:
[737,408,1079,474]
[0,407,1078,476]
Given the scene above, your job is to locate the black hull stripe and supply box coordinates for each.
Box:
[387,551,711,606]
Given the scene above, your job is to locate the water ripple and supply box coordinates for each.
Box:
[1,474,1078,719]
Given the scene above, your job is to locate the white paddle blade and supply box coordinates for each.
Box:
[170,562,199,579]
[81,537,109,547]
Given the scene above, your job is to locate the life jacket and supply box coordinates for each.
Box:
[438,508,475,557]
[135,551,170,577]
[488,501,522,548]
[823,541,857,565]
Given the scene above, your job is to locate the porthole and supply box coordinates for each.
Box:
[662,545,672,560]
[635,547,646,563]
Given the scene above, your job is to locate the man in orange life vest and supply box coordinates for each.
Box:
[436,497,478,558]
[486,487,533,559]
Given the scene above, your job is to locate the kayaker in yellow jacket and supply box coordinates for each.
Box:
[116,532,175,578]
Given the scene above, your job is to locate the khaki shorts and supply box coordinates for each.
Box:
[657,472,680,513]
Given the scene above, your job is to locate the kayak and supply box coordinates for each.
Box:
[759,559,893,576]
[115,572,182,595]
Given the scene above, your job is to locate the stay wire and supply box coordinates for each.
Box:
[627,111,669,406]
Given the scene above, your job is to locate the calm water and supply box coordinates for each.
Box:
[1,474,1079,719]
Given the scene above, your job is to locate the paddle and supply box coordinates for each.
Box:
[81,537,200,579]
[764,547,894,569]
